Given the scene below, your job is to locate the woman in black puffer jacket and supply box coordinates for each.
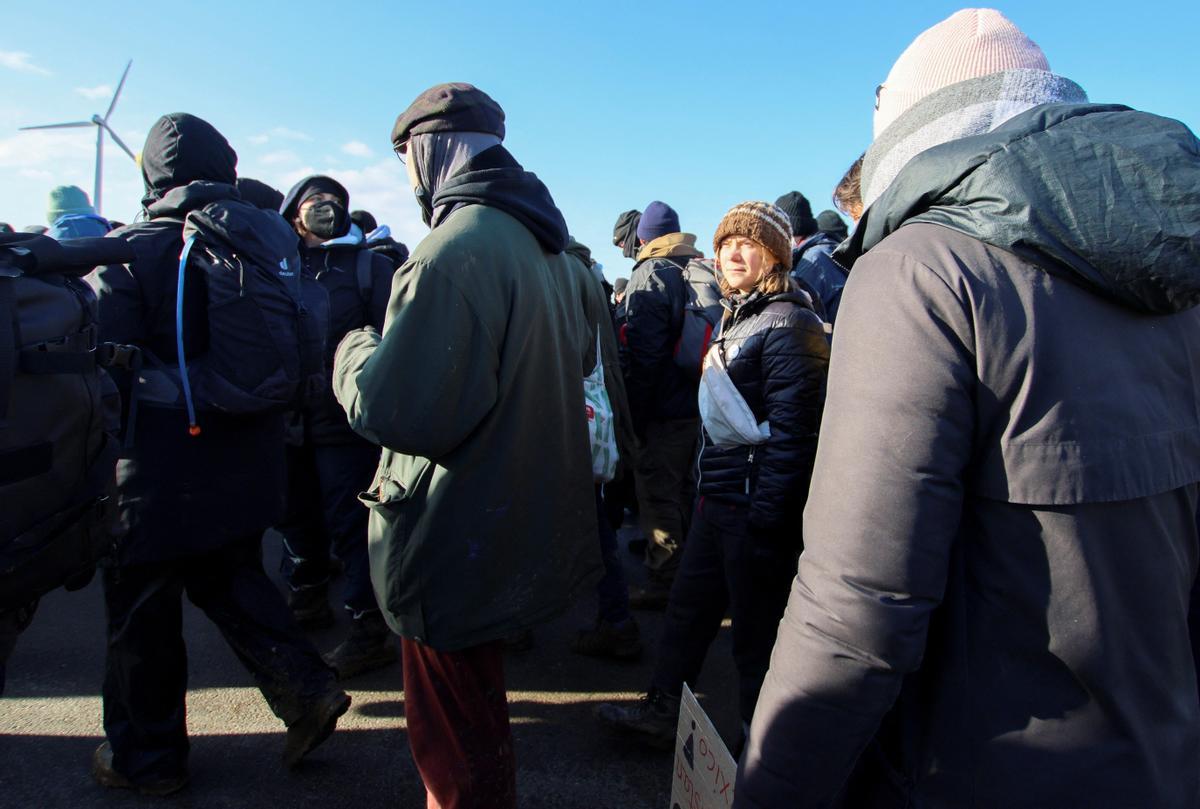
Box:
[597,201,829,749]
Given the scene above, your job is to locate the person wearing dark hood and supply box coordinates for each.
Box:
[775,191,845,325]
[815,209,849,242]
[736,10,1200,809]
[236,176,285,212]
[333,82,599,809]
[612,208,642,261]
[351,208,411,270]
[620,200,704,609]
[275,174,397,680]
[84,113,349,796]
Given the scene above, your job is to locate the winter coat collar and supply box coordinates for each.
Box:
[145,180,238,220]
[635,232,703,261]
[836,103,1200,315]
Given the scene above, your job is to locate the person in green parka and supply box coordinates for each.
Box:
[332,83,600,809]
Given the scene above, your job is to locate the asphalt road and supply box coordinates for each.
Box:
[0,526,739,808]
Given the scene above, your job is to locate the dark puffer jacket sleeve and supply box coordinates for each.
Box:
[749,313,828,531]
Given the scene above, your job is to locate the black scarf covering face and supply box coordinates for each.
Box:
[429,145,569,254]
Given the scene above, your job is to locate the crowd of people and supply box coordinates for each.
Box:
[2,6,1199,808]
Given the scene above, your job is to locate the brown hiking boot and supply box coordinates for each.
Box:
[283,689,351,769]
[571,618,643,660]
[91,742,189,797]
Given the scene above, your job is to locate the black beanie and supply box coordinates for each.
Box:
[351,209,378,234]
[774,191,817,238]
[236,177,285,212]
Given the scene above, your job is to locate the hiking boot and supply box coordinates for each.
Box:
[283,688,351,769]
[288,585,334,630]
[323,611,398,681]
[627,579,672,611]
[91,742,189,797]
[595,689,680,750]
[571,618,643,661]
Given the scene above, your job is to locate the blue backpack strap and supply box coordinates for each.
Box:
[175,235,200,437]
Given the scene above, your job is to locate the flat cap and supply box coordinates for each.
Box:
[391,83,505,151]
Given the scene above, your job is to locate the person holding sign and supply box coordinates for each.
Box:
[597,201,829,751]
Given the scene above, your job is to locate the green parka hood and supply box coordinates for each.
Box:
[836,103,1200,315]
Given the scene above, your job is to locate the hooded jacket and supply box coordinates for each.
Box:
[737,104,1200,808]
[86,113,287,565]
[789,232,846,325]
[621,232,705,432]
[278,174,394,445]
[697,289,827,533]
[332,153,599,651]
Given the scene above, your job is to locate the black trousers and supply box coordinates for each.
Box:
[277,441,379,614]
[650,498,799,724]
[101,538,335,782]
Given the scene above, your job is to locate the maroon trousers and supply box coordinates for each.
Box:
[401,638,516,809]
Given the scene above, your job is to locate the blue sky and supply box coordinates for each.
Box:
[2,0,1197,281]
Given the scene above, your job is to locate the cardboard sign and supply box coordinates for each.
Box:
[669,684,737,809]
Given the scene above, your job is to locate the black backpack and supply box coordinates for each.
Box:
[0,233,138,609]
[166,200,328,435]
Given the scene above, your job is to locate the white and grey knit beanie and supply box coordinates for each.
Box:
[874,8,1049,139]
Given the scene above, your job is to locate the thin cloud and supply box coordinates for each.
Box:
[247,126,313,146]
[342,141,373,158]
[75,85,113,100]
[0,50,51,75]
[261,150,301,166]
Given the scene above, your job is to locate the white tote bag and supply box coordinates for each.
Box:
[584,327,618,482]
[697,342,770,448]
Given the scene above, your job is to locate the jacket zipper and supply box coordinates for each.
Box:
[745,447,755,495]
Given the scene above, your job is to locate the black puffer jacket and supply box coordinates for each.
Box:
[298,242,392,445]
[697,289,828,533]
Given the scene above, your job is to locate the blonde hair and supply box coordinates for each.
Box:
[716,242,793,298]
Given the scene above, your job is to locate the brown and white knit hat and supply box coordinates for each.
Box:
[713,201,792,267]
[874,8,1049,138]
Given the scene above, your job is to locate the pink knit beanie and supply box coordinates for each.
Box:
[873,8,1049,138]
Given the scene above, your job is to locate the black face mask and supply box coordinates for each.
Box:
[300,200,348,240]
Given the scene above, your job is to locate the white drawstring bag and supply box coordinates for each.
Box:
[584,327,618,482]
[697,342,770,448]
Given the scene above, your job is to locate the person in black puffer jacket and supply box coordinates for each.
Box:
[597,201,828,750]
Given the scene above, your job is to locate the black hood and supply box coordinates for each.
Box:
[140,113,237,208]
[280,175,350,222]
[430,145,569,254]
[836,103,1200,315]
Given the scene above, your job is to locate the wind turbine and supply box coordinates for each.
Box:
[19,60,136,217]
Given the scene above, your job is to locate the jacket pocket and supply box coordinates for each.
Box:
[358,451,432,510]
